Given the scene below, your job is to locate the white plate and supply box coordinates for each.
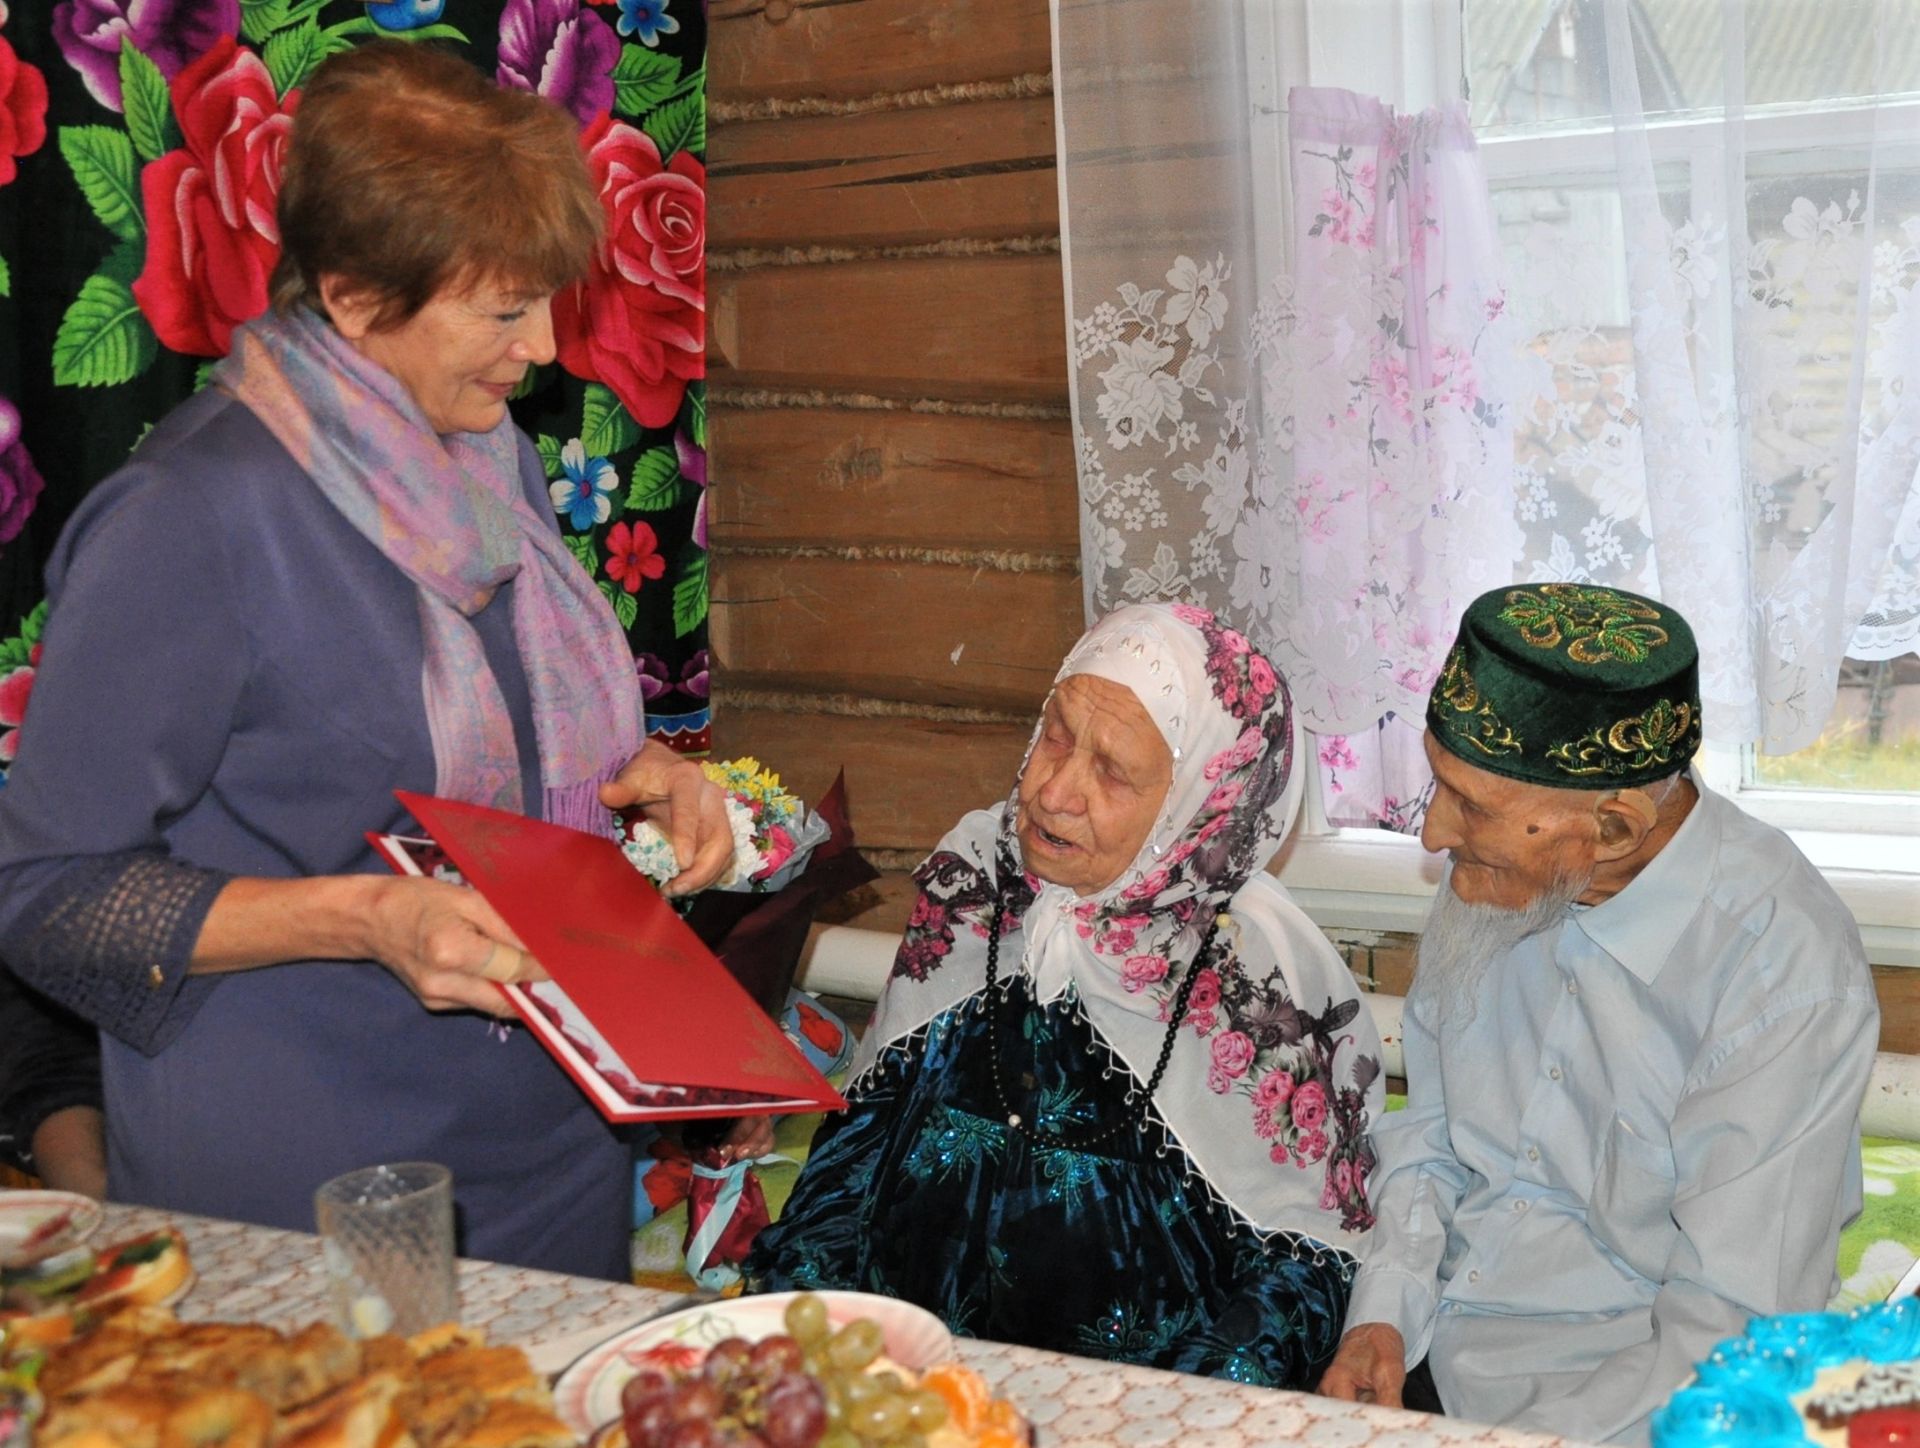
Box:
[551,1291,955,1436]
[0,1191,102,1267]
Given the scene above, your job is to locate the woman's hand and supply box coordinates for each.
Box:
[362,876,546,1016]
[719,1115,777,1163]
[600,739,732,895]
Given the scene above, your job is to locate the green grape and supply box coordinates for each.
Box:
[848,1395,909,1442]
[825,1320,885,1372]
[784,1294,832,1347]
[878,1437,925,1448]
[871,1372,905,1394]
[819,1431,860,1448]
[903,1392,948,1433]
[837,1372,880,1408]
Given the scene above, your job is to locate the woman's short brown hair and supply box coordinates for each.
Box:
[270,41,603,329]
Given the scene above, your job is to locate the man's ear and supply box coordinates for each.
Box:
[1593,789,1657,861]
[315,274,379,341]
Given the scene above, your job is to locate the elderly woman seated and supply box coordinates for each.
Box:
[750,603,1383,1386]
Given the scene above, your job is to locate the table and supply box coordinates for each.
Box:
[92,1201,1594,1448]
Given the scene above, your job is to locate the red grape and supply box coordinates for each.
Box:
[669,1380,725,1423]
[703,1337,754,1384]
[626,1394,676,1446]
[663,1421,718,1448]
[622,1370,672,1415]
[749,1334,806,1379]
[760,1376,828,1448]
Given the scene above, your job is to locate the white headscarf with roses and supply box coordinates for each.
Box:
[851,603,1383,1253]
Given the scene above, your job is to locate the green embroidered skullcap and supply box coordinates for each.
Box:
[1425,583,1703,789]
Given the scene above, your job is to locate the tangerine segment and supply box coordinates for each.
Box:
[920,1364,991,1435]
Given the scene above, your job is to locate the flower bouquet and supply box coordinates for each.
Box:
[613,764,876,1290]
[615,757,831,894]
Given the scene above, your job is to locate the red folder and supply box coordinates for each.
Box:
[370,790,845,1124]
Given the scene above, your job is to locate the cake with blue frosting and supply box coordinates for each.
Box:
[1652,1301,1920,1447]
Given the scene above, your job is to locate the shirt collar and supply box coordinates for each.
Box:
[1567,771,1722,986]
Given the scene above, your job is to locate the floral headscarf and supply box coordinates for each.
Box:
[853,603,1382,1251]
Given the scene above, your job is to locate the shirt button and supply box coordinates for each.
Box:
[1514,1199,1530,1212]
[1468,1270,1481,1283]
[1566,980,1579,994]
[1548,1065,1563,1080]
[147,964,165,989]
[1526,1147,1540,1163]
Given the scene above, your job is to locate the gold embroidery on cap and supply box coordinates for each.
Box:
[1498,584,1670,666]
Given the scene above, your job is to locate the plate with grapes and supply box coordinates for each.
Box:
[553,1290,955,1439]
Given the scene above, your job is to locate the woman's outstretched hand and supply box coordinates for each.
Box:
[600,738,733,895]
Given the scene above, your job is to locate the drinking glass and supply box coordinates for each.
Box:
[314,1161,457,1338]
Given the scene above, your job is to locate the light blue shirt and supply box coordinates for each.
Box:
[1347,780,1879,1445]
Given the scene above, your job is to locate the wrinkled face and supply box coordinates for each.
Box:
[1419,731,1598,910]
[344,280,556,436]
[1016,673,1174,897]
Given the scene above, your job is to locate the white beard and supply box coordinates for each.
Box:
[1411,862,1591,1028]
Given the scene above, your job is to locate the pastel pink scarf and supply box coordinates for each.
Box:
[215,304,642,833]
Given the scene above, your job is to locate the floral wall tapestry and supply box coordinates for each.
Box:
[0,0,711,782]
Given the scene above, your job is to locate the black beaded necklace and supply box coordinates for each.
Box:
[981,897,1224,1150]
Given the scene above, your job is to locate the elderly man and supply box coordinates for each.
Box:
[1318,584,1878,1445]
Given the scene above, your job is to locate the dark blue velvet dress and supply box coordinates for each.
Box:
[748,978,1356,1389]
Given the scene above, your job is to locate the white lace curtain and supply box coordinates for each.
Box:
[1054,0,1920,827]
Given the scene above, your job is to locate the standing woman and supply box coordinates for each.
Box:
[0,42,741,1278]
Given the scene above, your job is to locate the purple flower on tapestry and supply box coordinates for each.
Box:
[0,398,45,547]
[497,0,618,127]
[677,427,707,548]
[634,652,672,703]
[677,648,709,702]
[51,0,239,113]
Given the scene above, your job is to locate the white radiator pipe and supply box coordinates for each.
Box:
[797,927,1920,1140]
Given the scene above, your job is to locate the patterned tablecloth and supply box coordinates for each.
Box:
[90,1202,1594,1448]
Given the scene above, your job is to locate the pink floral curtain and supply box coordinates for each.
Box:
[1056,23,1521,829]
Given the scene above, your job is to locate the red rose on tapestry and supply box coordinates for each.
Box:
[0,650,39,765]
[0,37,50,188]
[133,37,298,357]
[552,114,704,428]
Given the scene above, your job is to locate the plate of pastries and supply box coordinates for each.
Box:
[0,1226,575,1448]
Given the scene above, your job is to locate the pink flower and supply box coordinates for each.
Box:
[1209,1030,1255,1080]
[1318,736,1358,772]
[1121,955,1168,993]
[1369,349,1414,425]
[0,659,34,763]
[1290,1080,1328,1132]
[1270,1141,1291,1166]
[1320,187,1355,245]
[1294,1129,1329,1165]
[758,823,795,875]
[1201,777,1245,815]
[1123,865,1173,901]
[1252,1070,1295,1111]
[1336,1159,1355,1195]
[1355,160,1377,189]
[1207,1067,1232,1095]
[1247,653,1277,701]
[1185,1007,1217,1037]
[1321,1178,1339,1210]
[1185,967,1221,1015]
[1203,726,1264,781]
[1171,603,1213,626]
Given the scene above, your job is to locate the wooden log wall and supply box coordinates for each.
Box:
[706,0,1080,935]
[704,0,1920,1059]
